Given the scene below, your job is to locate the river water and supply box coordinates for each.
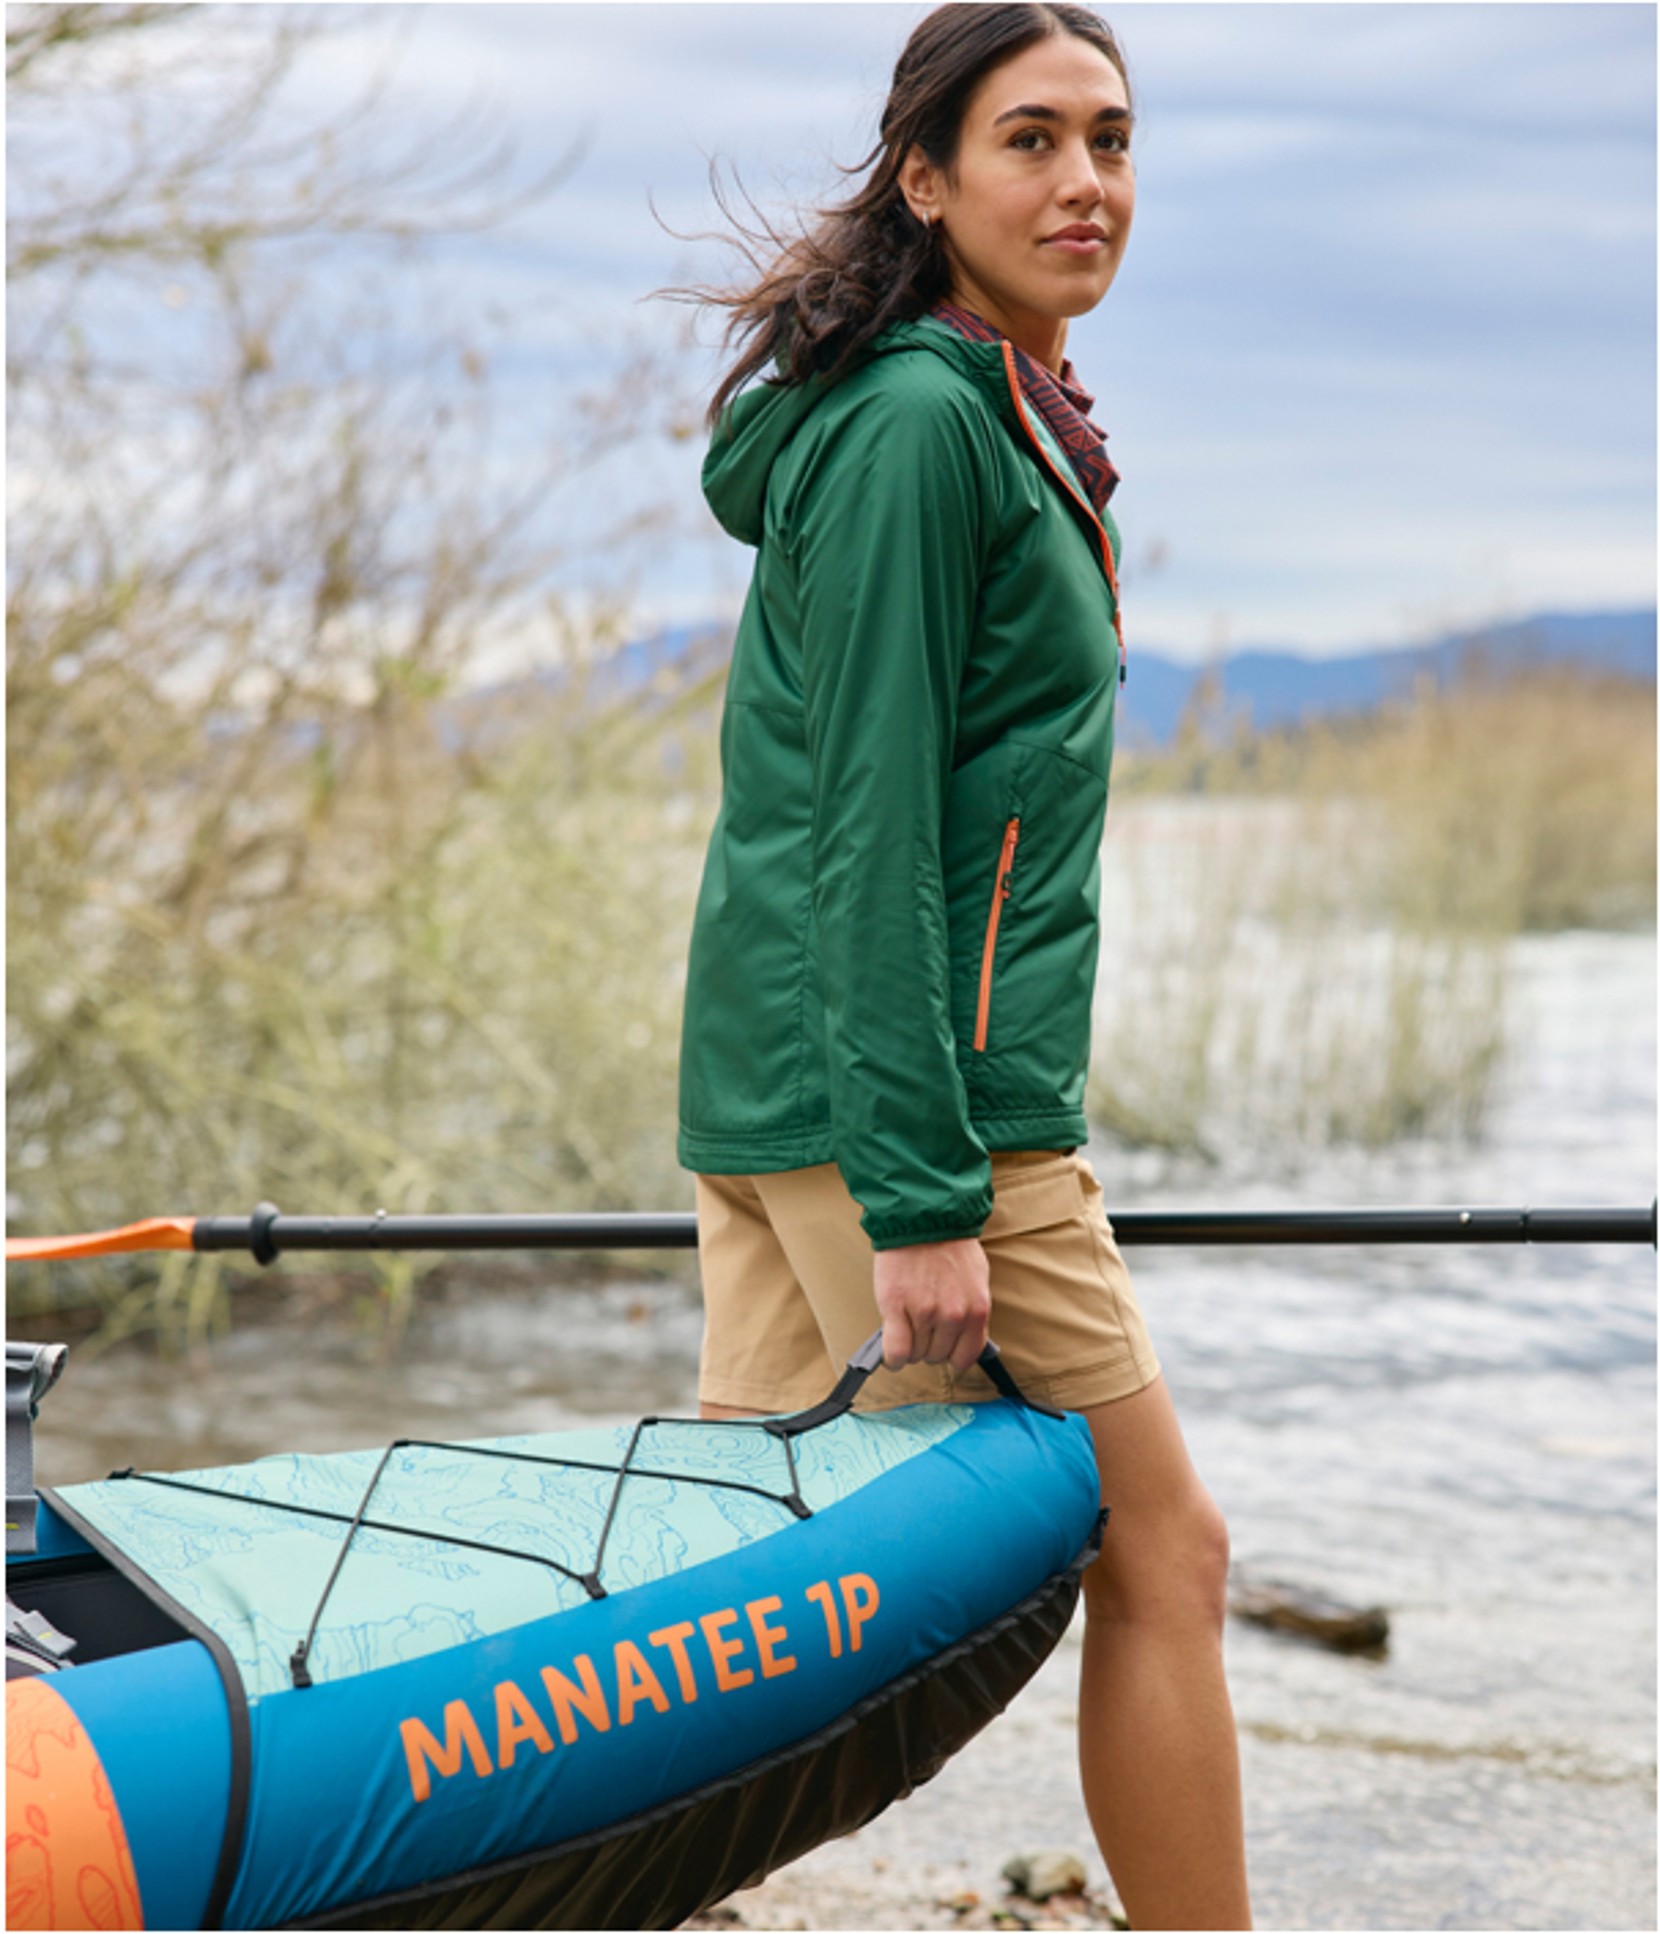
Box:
[22,928,1655,1931]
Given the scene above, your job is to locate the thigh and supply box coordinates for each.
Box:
[694,1171,836,1413]
[751,1164,955,1409]
[974,1150,1162,1413]
[701,1151,1163,1416]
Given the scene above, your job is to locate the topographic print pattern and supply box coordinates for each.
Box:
[56,1406,972,1701]
[5,1677,143,1930]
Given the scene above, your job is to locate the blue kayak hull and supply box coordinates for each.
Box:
[8,1401,1102,1930]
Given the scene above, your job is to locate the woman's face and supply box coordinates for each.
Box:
[903,33,1135,367]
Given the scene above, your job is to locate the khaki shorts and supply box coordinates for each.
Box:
[695,1148,1161,1415]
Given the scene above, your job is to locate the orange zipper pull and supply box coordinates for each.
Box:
[974,817,1021,1053]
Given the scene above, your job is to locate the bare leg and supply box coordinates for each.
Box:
[1079,1377,1251,1930]
[707,1382,1248,1925]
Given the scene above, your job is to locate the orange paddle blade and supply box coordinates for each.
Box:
[5,1218,197,1262]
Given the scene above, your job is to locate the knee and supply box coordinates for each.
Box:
[1189,1489,1232,1620]
[1084,1485,1232,1635]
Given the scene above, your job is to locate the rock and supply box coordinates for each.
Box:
[937,1890,982,1916]
[1228,1575,1390,1654]
[1002,1850,1090,1902]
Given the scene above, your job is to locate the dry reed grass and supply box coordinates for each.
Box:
[1296,664,1656,934]
[1093,662,1654,1159]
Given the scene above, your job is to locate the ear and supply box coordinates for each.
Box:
[898,145,945,227]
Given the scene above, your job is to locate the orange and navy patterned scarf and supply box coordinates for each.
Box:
[929,299,1120,513]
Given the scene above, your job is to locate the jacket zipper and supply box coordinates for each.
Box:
[998,340,1126,686]
[974,816,1021,1053]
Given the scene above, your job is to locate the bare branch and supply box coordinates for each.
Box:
[6,3,183,84]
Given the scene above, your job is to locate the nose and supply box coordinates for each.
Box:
[1056,134,1104,210]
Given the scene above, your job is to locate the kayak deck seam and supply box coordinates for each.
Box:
[38,1483,253,1933]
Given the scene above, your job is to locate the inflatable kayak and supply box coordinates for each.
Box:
[6,1335,1103,1930]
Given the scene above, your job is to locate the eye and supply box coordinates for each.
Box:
[1010,127,1051,151]
[1095,128,1130,154]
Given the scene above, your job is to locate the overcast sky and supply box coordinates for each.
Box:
[190,5,1660,658]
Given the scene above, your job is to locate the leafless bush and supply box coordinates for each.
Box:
[7,5,717,1336]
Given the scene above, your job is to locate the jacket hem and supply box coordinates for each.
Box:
[680,1109,1089,1179]
[678,1126,836,1175]
[975,1109,1089,1151]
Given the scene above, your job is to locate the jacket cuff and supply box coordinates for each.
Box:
[863,1200,993,1252]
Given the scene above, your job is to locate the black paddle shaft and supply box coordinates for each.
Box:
[190,1200,1658,1263]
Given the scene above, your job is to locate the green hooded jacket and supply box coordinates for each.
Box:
[677,316,1122,1249]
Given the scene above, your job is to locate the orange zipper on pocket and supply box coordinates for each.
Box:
[974,816,1021,1053]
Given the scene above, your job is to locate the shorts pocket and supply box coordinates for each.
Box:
[983,1153,1087,1241]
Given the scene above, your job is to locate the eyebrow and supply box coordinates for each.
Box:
[991,102,1133,128]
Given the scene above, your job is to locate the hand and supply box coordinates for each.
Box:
[872,1238,991,1376]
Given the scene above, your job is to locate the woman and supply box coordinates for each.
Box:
[678,7,1250,1927]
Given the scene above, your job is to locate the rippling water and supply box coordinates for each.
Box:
[1115,930,1656,1929]
[22,929,1655,1930]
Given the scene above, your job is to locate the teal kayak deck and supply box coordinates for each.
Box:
[57,1406,974,1701]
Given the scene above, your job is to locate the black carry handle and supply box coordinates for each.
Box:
[765,1328,1062,1438]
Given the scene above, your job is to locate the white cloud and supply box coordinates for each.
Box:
[15,1,1653,657]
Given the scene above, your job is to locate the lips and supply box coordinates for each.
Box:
[1042,228,1109,258]
[1041,225,1110,256]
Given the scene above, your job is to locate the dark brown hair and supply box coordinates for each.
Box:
[688,4,1131,427]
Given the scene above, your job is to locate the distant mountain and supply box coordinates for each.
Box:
[441,624,733,752]
[1114,609,1656,749]
[451,608,1655,752]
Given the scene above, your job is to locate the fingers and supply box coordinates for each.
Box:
[946,1302,991,1377]
[873,1239,991,1375]
[895,1311,983,1372]
[881,1305,915,1374]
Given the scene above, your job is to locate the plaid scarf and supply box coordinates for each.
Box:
[929,300,1119,512]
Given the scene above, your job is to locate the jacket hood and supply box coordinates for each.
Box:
[701,318,1009,547]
